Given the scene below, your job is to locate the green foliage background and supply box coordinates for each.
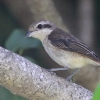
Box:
[92,83,100,100]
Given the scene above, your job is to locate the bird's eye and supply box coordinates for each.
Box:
[37,24,43,29]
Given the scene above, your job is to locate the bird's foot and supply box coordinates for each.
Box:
[66,76,73,82]
[47,67,69,72]
[47,67,69,75]
[46,69,56,75]
[66,68,80,82]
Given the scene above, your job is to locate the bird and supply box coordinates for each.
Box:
[26,20,100,80]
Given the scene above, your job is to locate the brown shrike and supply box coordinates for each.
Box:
[26,20,100,80]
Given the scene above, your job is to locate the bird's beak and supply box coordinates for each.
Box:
[25,29,38,38]
[25,31,32,38]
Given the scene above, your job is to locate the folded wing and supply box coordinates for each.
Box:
[48,28,100,62]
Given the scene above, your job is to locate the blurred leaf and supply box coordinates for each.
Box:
[0,86,27,100]
[92,83,100,100]
[5,29,41,52]
[24,56,38,64]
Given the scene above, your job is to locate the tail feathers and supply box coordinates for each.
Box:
[87,58,100,66]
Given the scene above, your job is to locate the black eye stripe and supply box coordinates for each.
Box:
[37,24,52,29]
[43,24,51,28]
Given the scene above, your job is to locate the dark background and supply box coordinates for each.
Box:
[0,0,100,100]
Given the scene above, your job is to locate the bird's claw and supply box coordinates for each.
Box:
[46,69,56,75]
[66,76,73,82]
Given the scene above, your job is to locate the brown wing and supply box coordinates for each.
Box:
[48,28,100,61]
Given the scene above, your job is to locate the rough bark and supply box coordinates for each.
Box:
[0,46,93,100]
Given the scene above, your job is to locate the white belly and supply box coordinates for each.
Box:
[43,38,88,69]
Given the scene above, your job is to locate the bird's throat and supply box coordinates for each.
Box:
[32,29,52,42]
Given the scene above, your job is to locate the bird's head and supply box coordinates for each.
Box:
[26,20,56,41]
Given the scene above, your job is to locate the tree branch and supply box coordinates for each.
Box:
[0,46,93,100]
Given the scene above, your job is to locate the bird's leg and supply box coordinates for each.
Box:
[47,67,69,72]
[66,68,80,82]
[47,67,69,75]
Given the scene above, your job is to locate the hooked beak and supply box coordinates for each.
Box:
[25,31,31,38]
[25,30,38,38]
